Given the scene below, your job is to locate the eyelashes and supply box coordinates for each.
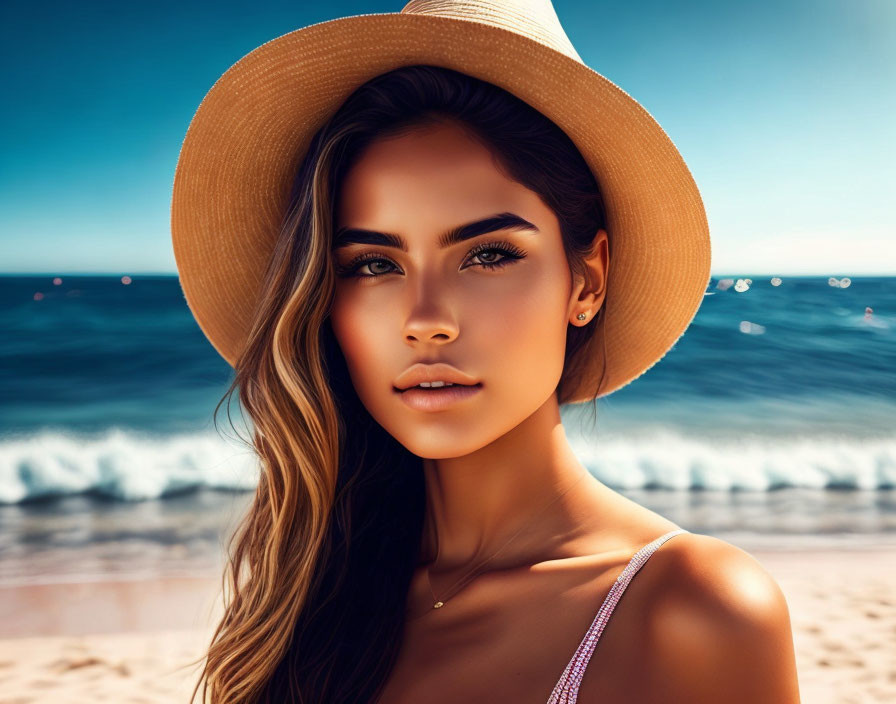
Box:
[335,240,528,279]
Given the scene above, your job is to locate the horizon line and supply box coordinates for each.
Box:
[1,271,894,278]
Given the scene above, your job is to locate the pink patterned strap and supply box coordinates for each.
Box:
[545,529,690,704]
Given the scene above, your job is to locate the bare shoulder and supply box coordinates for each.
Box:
[608,532,802,704]
[648,531,792,621]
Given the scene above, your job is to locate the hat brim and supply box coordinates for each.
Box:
[171,12,711,404]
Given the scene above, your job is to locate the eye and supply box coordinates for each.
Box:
[335,253,398,278]
[334,239,527,279]
[464,241,527,271]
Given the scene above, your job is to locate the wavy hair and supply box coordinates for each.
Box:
[186,64,609,703]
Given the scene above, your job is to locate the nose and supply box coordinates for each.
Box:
[404,319,458,345]
[402,286,459,346]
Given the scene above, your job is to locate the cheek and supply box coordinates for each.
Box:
[477,267,570,398]
[329,289,391,395]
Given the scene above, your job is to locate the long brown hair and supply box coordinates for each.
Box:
[186,64,609,703]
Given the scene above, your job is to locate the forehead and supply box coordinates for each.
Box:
[335,121,537,230]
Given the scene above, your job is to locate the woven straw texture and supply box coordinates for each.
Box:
[171,0,712,404]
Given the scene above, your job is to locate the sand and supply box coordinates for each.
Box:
[0,548,894,703]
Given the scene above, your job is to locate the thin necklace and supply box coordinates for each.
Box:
[417,469,588,616]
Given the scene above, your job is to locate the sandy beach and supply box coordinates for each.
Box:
[1,548,894,703]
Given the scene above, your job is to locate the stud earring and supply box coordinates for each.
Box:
[576,312,587,320]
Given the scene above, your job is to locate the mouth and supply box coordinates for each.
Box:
[393,382,484,411]
[393,382,482,393]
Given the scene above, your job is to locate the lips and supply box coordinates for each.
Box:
[396,382,483,412]
[395,382,481,392]
[393,362,481,392]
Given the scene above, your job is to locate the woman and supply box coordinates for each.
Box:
[172,3,801,703]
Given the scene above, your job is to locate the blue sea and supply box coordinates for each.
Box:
[1,273,894,584]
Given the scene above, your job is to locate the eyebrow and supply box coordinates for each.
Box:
[332,211,540,251]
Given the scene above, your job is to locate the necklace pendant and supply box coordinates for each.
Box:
[433,601,444,609]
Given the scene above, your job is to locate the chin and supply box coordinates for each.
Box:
[364,388,548,458]
[399,409,536,458]
[390,428,495,460]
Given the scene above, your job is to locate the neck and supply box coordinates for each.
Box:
[419,394,598,576]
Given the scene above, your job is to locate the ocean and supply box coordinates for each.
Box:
[1,273,894,584]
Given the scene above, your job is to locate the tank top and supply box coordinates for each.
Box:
[545,529,690,704]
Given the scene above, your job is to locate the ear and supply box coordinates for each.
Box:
[568,229,609,327]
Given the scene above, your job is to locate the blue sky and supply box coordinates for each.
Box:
[1,0,893,275]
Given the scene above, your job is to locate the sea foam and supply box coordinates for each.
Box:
[0,427,893,503]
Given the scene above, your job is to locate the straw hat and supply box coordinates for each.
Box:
[170,0,712,404]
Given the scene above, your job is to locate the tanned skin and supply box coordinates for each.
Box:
[328,120,801,703]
